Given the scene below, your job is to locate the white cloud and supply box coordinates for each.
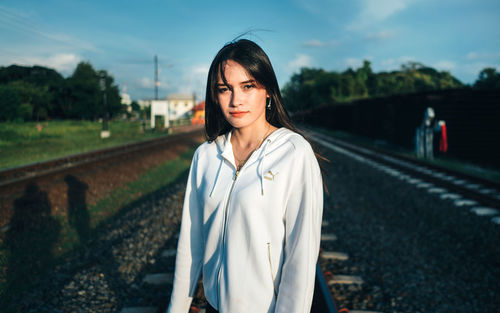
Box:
[135,64,208,100]
[294,0,337,18]
[301,39,339,47]
[302,39,325,47]
[466,52,479,60]
[288,54,313,72]
[344,58,363,69]
[380,56,416,70]
[179,64,209,100]
[139,77,156,89]
[433,60,456,71]
[466,51,500,61]
[381,58,396,68]
[398,56,416,63]
[4,53,82,75]
[364,30,396,41]
[462,62,500,77]
[348,0,415,30]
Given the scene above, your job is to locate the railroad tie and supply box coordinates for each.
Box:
[161,249,177,258]
[470,207,499,216]
[142,273,174,285]
[321,251,349,261]
[454,199,478,207]
[120,307,157,313]
[328,275,364,286]
[440,193,461,200]
[321,233,337,242]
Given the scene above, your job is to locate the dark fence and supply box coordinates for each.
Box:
[295,89,500,169]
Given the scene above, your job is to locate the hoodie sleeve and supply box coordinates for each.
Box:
[275,139,323,313]
[166,149,204,313]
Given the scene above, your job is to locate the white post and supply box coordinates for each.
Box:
[164,101,170,129]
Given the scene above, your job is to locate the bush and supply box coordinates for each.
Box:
[0,85,21,121]
[17,103,33,121]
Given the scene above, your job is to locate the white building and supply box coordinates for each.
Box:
[121,84,132,112]
[149,93,196,129]
[167,93,196,119]
[137,99,151,109]
[150,99,169,128]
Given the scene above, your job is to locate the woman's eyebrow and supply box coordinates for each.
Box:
[216,79,255,86]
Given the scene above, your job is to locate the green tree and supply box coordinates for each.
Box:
[97,70,122,119]
[131,100,140,112]
[0,65,65,119]
[281,60,465,112]
[65,62,100,119]
[17,102,33,121]
[8,81,51,121]
[0,85,21,121]
[474,67,500,89]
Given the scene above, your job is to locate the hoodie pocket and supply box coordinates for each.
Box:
[267,242,278,298]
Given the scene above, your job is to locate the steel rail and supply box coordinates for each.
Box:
[0,127,204,188]
[308,130,500,209]
[313,262,338,313]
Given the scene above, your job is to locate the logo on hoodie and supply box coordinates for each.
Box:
[264,170,278,181]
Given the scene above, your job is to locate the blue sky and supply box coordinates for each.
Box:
[1,0,499,101]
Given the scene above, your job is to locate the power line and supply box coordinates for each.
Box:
[0,7,93,51]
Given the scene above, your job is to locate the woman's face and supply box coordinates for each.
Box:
[217,60,269,130]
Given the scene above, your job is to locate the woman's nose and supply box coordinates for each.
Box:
[231,89,244,107]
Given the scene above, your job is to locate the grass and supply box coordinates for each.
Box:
[310,126,500,184]
[0,147,196,310]
[0,120,171,170]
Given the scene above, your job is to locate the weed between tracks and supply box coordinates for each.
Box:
[0,147,195,307]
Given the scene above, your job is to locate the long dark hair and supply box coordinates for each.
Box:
[204,39,329,190]
[205,39,298,141]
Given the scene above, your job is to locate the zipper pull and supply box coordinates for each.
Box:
[234,170,239,180]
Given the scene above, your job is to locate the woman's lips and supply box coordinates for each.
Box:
[229,111,248,118]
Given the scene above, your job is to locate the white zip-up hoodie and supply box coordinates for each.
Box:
[166,127,323,313]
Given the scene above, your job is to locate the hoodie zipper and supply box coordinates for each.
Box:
[267,242,278,298]
[216,168,240,309]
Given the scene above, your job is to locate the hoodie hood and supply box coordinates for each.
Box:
[211,127,293,197]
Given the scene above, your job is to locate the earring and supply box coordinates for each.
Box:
[267,98,272,109]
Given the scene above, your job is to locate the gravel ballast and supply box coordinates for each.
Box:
[6,134,499,313]
[317,139,499,313]
[8,183,186,313]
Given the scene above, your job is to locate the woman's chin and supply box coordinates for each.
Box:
[226,117,250,129]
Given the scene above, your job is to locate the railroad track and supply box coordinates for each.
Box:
[307,130,500,214]
[306,128,499,313]
[0,125,205,188]
[6,127,498,312]
[0,126,205,232]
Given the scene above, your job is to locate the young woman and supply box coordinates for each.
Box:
[167,39,323,313]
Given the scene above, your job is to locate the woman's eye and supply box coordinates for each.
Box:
[243,84,255,90]
[217,87,228,93]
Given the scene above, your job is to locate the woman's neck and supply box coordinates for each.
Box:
[230,121,277,170]
[231,122,274,150]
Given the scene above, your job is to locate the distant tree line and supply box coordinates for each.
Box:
[282,61,500,112]
[0,62,122,122]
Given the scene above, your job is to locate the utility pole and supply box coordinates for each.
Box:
[154,55,159,100]
[100,71,110,138]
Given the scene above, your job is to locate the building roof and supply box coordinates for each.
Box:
[167,93,196,101]
[191,101,205,112]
